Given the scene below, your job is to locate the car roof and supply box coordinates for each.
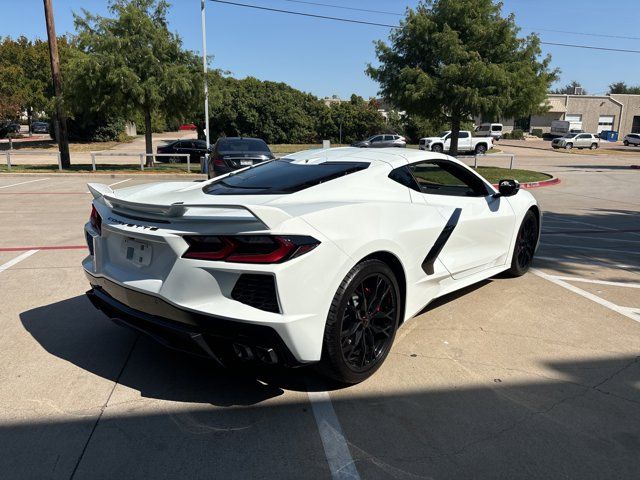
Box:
[283,147,451,169]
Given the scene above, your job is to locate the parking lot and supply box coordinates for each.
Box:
[0,147,639,479]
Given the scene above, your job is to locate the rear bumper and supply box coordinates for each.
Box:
[85,274,302,367]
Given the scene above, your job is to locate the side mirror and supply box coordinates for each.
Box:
[494,179,520,197]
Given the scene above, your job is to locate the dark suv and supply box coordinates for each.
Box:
[207,137,275,178]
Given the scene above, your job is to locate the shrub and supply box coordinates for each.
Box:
[504,129,524,140]
[531,128,543,138]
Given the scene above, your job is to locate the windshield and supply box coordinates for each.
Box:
[438,131,450,138]
[217,138,271,154]
[203,159,369,195]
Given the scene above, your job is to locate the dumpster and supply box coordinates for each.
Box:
[599,130,618,142]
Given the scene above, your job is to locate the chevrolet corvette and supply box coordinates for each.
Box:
[83,147,540,383]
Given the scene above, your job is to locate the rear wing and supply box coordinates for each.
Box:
[87,183,292,230]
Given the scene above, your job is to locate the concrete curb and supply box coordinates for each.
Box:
[492,176,560,189]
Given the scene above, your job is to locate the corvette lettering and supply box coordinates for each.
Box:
[107,217,159,231]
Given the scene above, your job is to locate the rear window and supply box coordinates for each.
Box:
[203,159,369,195]
[217,138,271,153]
[491,125,502,131]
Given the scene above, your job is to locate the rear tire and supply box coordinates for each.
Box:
[505,210,538,277]
[320,259,401,384]
[475,143,487,155]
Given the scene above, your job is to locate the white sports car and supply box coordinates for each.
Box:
[83,148,540,383]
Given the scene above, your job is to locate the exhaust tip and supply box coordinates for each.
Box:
[233,343,254,361]
[256,347,278,365]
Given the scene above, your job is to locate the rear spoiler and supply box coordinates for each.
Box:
[87,183,291,229]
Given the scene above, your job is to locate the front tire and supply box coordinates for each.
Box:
[506,210,539,277]
[590,143,598,150]
[623,140,629,146]
[431,144,443,153]
[321,260,401,384]
[565,143,573,150]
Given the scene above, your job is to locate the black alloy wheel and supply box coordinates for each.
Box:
[506,210,538,277]
[321,259,401,383]
[340,273,397,371]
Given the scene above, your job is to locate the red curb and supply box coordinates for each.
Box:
[491,176,560,189]
[0,245,86,252]
[0,192,89,195]
[631,165,640,169]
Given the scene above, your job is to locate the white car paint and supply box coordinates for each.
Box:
[418,131,493,153]
[83,147,539,365]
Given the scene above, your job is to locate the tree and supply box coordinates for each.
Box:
[326,95,386,144]
[0,37,56,129]
[367,0,557,155]
[552,80,586,95]
[68,0,201,164]
[609,81,640,95]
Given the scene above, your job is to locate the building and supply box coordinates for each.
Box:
[480,93,640,136]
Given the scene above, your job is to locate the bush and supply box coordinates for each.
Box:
[531,128,543,137]
[503,129,524,140]
[50,116,127,142]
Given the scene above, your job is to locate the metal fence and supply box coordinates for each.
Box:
[4,150,62,171]
[472,153,516,170]
[89,152,192,172]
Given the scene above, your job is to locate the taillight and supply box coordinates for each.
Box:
[183,235,319,264]
[90,205,102,235]
[213,156,224,166]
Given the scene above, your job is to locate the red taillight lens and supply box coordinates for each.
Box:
[90,205,102,235]
[213,157,224,166]
[182,235,319,264]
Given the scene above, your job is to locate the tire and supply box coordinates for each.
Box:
[623,140,629,146]
[168,156,180,164]
[320,259,401,384]
[590,143,598,150]
[475,143,487,155]
[565,143,573,150]
[431,144,443,153]
[505,210,539,277]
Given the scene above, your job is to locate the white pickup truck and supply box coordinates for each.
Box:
[419,131,492,154]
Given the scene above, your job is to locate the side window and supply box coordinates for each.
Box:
[388,166,420,192]
[459,132,470,139]
[491,125,502,131]
[406,160,490,197]
[371,136,383,142]
[384,135,394,141]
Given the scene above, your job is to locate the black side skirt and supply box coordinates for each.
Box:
[422,208,462,275]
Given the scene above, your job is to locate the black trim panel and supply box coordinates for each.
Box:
[85,273,300,366]
[422,208,462,275]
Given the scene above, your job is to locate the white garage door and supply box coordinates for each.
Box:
[565,114,583,130]
[598,115,615,133]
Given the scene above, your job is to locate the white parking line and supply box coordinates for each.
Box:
[531,269,640,323]
[0,178,49,190]
[541,243,640,256]
[108,178,132,187]
[535,256,639,271]
[308,390,360,480]
[550,275,640,289]
[0,250,39,274]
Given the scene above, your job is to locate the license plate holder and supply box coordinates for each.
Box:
[122,238,152,267]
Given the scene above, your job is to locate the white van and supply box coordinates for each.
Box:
[475,123,503,140]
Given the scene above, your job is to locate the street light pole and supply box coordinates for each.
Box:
[43,0,70,168]
[201,0,211,172]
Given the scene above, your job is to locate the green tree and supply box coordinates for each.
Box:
[552,80,586,95]
[0,36,56,128]
[609,81,640,95]
[68,0,201,164]
[327,95,386,144]
[367,0,557,155]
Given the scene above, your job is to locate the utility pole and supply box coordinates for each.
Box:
[201,0,211,173]
[43,0,70,168]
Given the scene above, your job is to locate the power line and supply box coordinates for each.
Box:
[209,0,397,28]
[209,0,640,54]
[278,0,403,16]
[523,27,640,42]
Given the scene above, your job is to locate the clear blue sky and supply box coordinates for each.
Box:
[5,0,640,99]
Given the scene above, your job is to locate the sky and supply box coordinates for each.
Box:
[3,0,640,99]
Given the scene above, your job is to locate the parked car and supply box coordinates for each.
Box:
[31,121,49,134]
[475,123,503,140]
[84,148,540,383]
[622,133,640,146]
[419,131,492,154]
[0,121,19,138]
[352,134,406,148]
[179,123,197,131]
[156,139,209,163]
[207,137,275,178]
[551,133,599,150]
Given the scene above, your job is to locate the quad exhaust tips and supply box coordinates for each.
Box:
[233,343,278,364]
